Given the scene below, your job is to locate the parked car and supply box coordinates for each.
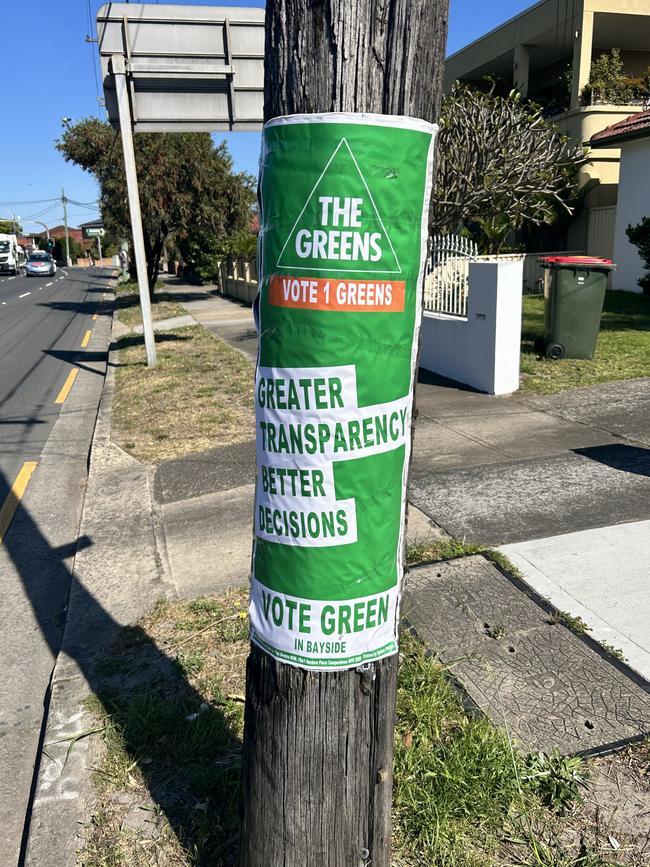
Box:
[25,252,56,277]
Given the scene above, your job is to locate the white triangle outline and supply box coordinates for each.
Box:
[275,137,402,275]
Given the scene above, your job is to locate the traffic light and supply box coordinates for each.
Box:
[47,238,54,251]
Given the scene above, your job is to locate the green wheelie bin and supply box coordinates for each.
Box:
[536,256,616,360]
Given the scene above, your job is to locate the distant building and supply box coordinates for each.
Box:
[444,0,650,257]
[592,108,650,291]
[33,224,84,244]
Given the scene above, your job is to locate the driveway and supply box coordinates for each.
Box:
[410,374,650,682]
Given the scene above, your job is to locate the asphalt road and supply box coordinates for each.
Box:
[0,267,114,865]
[0,267,103,484]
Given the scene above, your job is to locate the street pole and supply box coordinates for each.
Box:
[31,222,50,241]
[239,2,449,866]
[110,53,156,368]
[61,189,71,266]
[96,235,102,263]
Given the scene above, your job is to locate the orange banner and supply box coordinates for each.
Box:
[269,275,405,313]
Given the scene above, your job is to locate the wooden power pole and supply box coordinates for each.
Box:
[240,3,449,866]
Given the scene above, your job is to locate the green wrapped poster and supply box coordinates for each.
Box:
[250,113,436,670]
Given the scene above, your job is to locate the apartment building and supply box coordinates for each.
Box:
[445,0,650,256]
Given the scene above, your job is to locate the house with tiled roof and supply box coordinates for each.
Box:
[591,109,650,292]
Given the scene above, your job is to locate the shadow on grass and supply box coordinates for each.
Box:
[110,332,193,353]
[88,618,243,865]
[1,469,242,867]
[115,291,209,310]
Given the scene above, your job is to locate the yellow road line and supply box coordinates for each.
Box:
[92,313,98,321]
[81,329,92,348]
[54,368,79,405]
[0,462,38,544]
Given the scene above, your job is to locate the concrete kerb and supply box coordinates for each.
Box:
[24,291,175,867]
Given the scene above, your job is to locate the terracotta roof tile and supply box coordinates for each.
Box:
[590,108,650,147]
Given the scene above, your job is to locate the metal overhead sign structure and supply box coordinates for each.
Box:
[96,3,265,365]
[97,3,265,132]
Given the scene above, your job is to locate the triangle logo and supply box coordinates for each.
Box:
[276,138,401,275]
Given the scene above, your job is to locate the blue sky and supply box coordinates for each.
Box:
[0,0,531,233]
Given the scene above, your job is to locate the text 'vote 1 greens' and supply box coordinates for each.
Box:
[250,113,437,670]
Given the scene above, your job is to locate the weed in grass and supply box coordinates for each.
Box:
[484,549,524,579]
[485,622,507,640]
[175,651,206,676]
[506,821,623,867]
[186,597,223,615]
[521,752,587,813]
[406,538,482,565]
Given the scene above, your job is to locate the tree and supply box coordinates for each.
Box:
[36,234,83,262]
[239,3,449,866]
[55,236,84,264]
[0,219,21,234]
[431,84,588,252]
[56,120,255,295]
[626,217,650,294]
[172,225,257,284]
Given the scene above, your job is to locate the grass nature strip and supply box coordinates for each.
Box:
[111,279,255,464]
[114,280,187,329]
[111,326,254,463]
[79,588,638,867]
[520,291,650,395]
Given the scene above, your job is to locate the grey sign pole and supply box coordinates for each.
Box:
[110,53,157,368]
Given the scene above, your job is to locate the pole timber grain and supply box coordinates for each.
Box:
[239,3,449,866]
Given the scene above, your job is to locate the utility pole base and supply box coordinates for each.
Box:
[239,646,398,867]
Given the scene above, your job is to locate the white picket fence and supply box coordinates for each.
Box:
[424,235,588,315]
[423,234,479,317]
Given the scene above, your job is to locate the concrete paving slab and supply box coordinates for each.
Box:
[133,314,196,333]
[206,320,258,361]
[436,411,619,461]
[154,440,256,505]
[415,370,527,419]
[410,446,650,545]
[412,418,505,473]
[405,557,650,754]
[406,504,446,545]
[500,520,650,683]
[524,378,650,446]
[160,484,255,598]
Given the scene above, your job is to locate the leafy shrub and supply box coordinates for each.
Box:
[626,216,650,295]
[581,48,650,105]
